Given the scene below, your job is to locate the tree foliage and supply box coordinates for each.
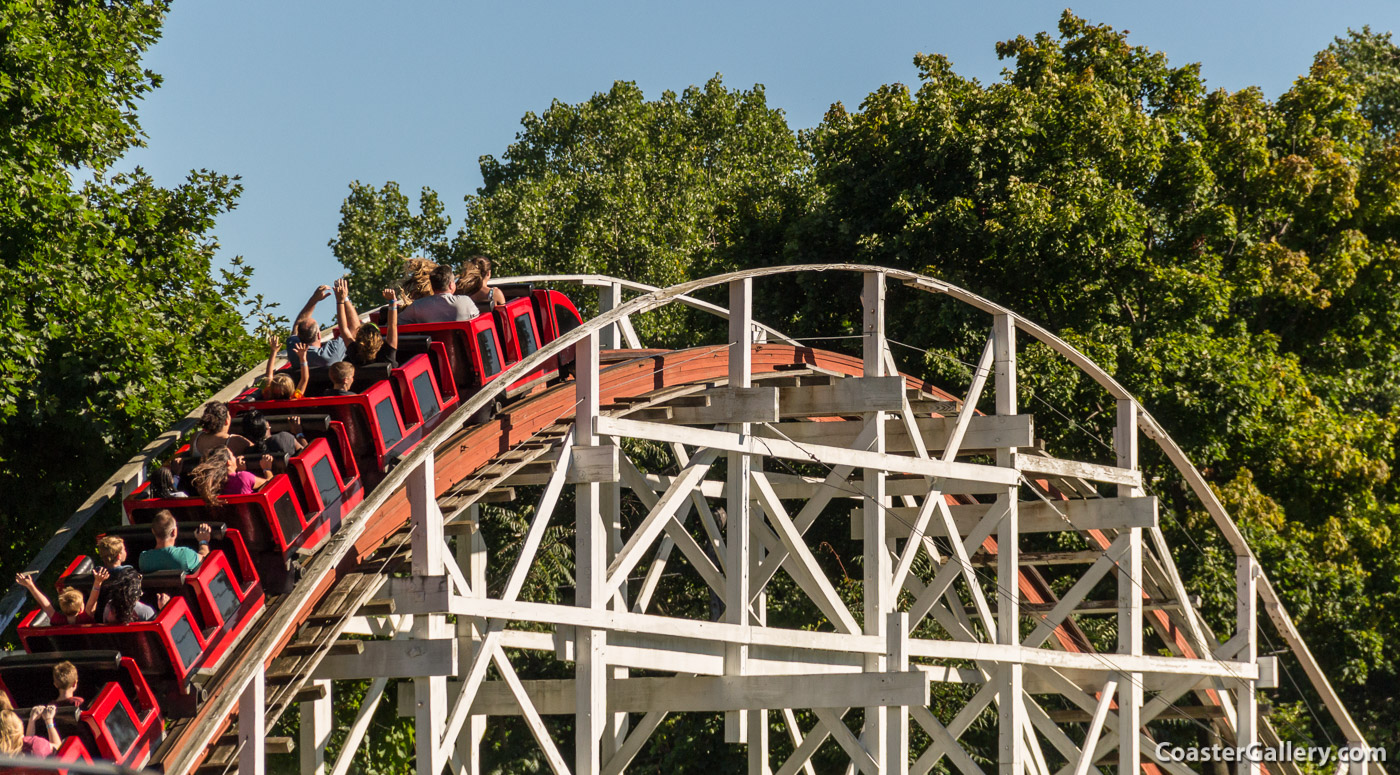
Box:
[0,1,266,593]
[328,12,1400,765]
[790,11,1400,745]
[328,181,453,310]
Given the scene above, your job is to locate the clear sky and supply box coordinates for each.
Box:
[116,0,1399,322]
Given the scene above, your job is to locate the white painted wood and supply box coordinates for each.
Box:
[731,278,754,389]
[751,471,860,633]
[942,337,996,462]
[851,496,1157,536]
[777,376,905,417]
[816,707,880,775]
[1072,678,1116,775]
[995,315,1024,775]
[491,645,571,774]
[313,638,457,680]
[861,271,890,773]
[775,716,835,775]
[598,280,622,350]
[238,661,266,775]
[667,386,779,425]
[888,611,910,775]
[1014,453,1142,488]
[910,706,985,775]
[781,708,818,775]
[601,708,670,775]
[727,277,756,743]
[503,429,575,603]
[567,442,618,483]
[409,455,449,775]
[329,678,388,775]
[754,414,1035,455]
[597,415,1020,489]
[412,672,928,716]
[604,448,719,601]
[300,679,332,775]
[1237,555,1259,775]
[1020,535,1131,649]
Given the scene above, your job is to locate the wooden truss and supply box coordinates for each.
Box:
[211,268,1382,775]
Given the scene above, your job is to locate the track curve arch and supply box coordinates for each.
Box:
[3,266,1380,775]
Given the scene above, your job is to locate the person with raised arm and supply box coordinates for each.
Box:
[287,284,347,369]
[137,510,212,573]
[334,278,401,367]
[262,337,310,400]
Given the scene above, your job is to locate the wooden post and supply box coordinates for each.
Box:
[410,456,447,775]
[727,278,754,744]
[1237,555,1258,775]
[862,272,890,771]
[239,662,266,775]
[1116,399,1143,775]
[300,679,332,775]
[577,330,609,773]
[888,611,909,775]
[993,313,1023,775]
[599,281,622,350]
[454,507,487,775]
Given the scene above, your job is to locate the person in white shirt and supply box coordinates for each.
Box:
[399,265,479,324]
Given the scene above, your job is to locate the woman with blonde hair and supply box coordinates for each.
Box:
[261,336,310,400]
[190,447,273,507]
[0,706,58,757]
[400,257,437,301]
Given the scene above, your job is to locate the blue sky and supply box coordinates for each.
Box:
[117,1,1399,322]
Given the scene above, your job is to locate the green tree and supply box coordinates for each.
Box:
[1328,26,1400,138]
[789,11,1400,749]
[328,181,453,310]
[0,0,268,603]
[454,76,809,346]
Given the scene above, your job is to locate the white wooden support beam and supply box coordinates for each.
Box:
[992,313,1024,775]
[409,455,449,775]
[669,386,779,425]
[576,328,608,774]
[755,414,1034,456]
[852,497,1158,537]
[599,280,622,350]
[861,271,890,771]
[312,638,458,680]
[888,611,909,775]
[568,443,618,483]
[727,276,754,743]
[300,679,331,775]
[1117,399,1144,775]
[454,507,487,775]
[1071,678,1116,775]
[239,662,265,775]
[598,416,1020,490]
[777,377,905,417]
[1237,555,1259,775]
[331,679,389,775]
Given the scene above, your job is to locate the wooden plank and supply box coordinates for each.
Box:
[567,444,620,484]
[1015,453,1140,488]
[777,376,905,417]
[667,386,779,424]
[400,672,929,717]
[851,496,1157,537]
[312,638,457,680]
[596,416,1020,491]
[756,414,1033,455]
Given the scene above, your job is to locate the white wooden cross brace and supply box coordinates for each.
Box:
[604,448,720,600]
[617,453,726,609]
[601,707,671,775]
[1019,533,1130,649]
[909,681,996,775]
[910,705,986,775]
[492,643,571,774]
[813,707,880,775]
[781,708,818,775]
[906,499,1009,629]
[775,713,841,775]
[501,429,576,603]
[752,471,861,634]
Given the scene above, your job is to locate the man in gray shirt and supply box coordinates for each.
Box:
[400,265,479,324]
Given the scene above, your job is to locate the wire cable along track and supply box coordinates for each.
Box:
[0,268,1381,775]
